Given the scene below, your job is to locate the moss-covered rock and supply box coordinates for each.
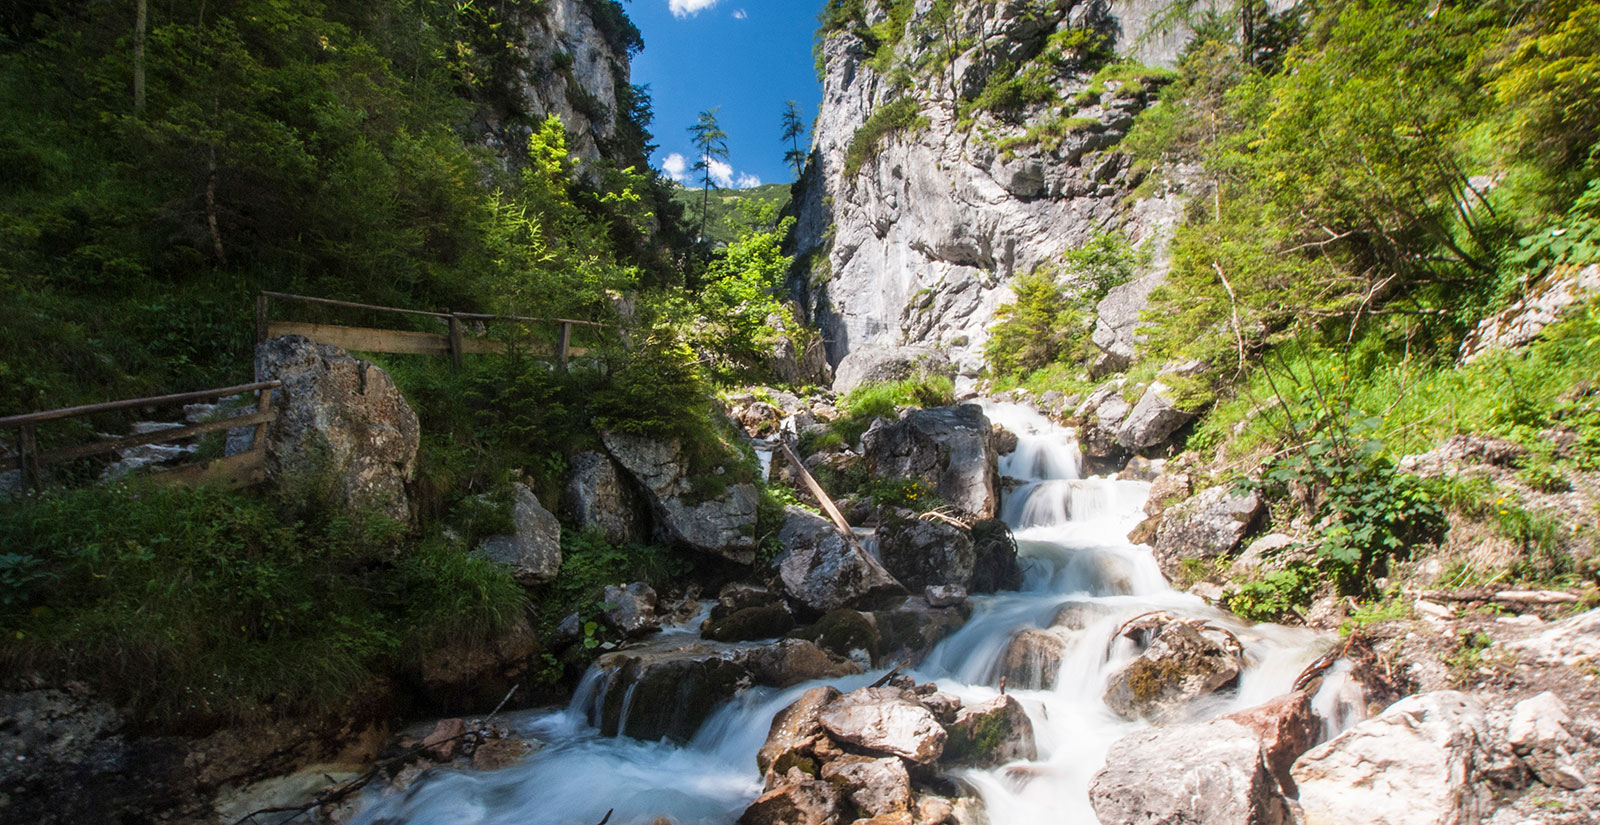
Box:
[790,609,882,667]
[703,603,796,642]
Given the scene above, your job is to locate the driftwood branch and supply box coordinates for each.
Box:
[233,683,521,825]
[1407,588,1581,606]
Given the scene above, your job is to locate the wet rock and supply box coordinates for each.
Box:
[1507,691,1587,790]
[470,737,533,771]
[757,686,841,784]
[820,755,913,817]
[942,695,1037,767]
[790,608,882,668]
[1089,719,1291,825]
[861,405,998,519]
[740,777,844,825]
[990,423,1018,456]
[1218,690,1320,795]
[474,482,562,585]
[872,599,970,668]
[998,628,1068,690]
[589,652,749,743]
[1103,615,1244,722]
[256,335,420,521]
[702,603,796,643]
[832,346,952,396]
[714,582,784,617]
[923,585,967,608]
[600,429,759,564]
[1115,381,1194,452]
[1073,383,1132,472]
[968,518,1023,593]
[777,507,904,616]
[1293,691,1490,825]
[819,687,947,765]
[741,639,863,688]
[562,450,646,545]
[876,514,975,590]
[420,718,466,760]
[1151,486,1263,580]
[601,582,659,637]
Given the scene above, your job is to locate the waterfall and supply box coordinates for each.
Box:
[346,400,1358,825]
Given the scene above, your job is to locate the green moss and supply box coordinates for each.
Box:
[790,608,881,665]
[1124,657,1185,703]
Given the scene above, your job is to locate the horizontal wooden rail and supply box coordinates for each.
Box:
[0,410,275,472]
[451,312,609,329]
[258,291,452,319]
[264,321,593,359]
[0,381,280,428]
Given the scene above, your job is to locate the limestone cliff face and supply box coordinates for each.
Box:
[790,0,1198,381]
[473,0,635,167]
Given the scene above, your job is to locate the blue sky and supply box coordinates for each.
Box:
[627,0,824,189]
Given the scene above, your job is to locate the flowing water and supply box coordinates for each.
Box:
[349,402,1361,825]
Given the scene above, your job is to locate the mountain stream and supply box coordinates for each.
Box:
[349,402,1363,825]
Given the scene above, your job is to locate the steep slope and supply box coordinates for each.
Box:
[789,0,1193,379]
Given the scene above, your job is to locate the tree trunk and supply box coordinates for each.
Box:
[134,0,148,111]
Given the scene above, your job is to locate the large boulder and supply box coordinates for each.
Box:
[473,483,561,585]
[757,686,841,784]
[1506,691,1588,790]
[1115,381,1194,452]
[1089,719,1292,825]
[765,312,835,388]
[872,598,971,668]
[600,582,659,638]
[702,603,796,643]
[416,614,540,713]
[941,695,1037,767]
[819,755,913,818]
[740,639,863,688]
[776,507,905,616]
[600,430,759,563]
[586,650,749,742]
[255,335,419,521]
[831,346,951,396]
[740,778,843,825]
[861,405,998,519]
[968,519,1023,593]
[998,628,1069,690]
[1103,613,1244,722]
[818,687,948,765]
[562,450,646,545]
[1292,691,1491,825]
[1152,486,1263,580]
[876,513,975,590]
[1218,690,1321,795]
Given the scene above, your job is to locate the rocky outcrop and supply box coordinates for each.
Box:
[942,695,1036,767]
[416,614,541,712]
[791,1,1194,376]
[831,346,952,395]
[1218,691,1321,796]
[1116,381,1194,451]
[969,518,1024,592]
[876,513,975,590]
[600,582,659,638]
[1293,691,1491,825]
[1152,485,1264,579]
[819,687,948,764]
[1506,691,1589,790]
[1460,263,1600,363]
[1103,612,1245,722]
[872,598,971,667]
[600,430,759,563]
[776,507,905,615]
[861,405,998,519]
[562,450,646,545]
[474,483,562,585]
[255,335,420,521]
[1089,719,1292,825]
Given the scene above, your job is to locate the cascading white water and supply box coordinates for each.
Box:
[347,401,1358,825]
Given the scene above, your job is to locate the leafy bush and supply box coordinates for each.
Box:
[1222,563,1319,623]
[844,98,929,177]
[986,233,1142,381]
[0,483,524,726]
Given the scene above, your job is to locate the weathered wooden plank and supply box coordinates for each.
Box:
[35,410,275,465]
[0,381,281,429]
[267,321,455,355]
[259,291,452,319]
[148,450,267,490]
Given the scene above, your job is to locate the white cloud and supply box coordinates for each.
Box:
[732,8,748,19]
[706,158,734,188]
[669,0,721,18]
[736,172,762,189]
[661,152,689,182]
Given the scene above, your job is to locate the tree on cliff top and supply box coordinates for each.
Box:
[689,107,730,244]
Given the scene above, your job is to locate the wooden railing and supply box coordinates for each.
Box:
[256,291,606,370]
[0,380,280,492]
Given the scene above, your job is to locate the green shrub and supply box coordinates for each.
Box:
[1222,563,1319,622]
[844,98,930,178]
[986,233,1141,382]
[0,482,524,726]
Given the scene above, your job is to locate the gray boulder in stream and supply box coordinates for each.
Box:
[600,430,759,563]
[1102,613,1245,722]
[861,404,998,519]
[1090,719,1293,825]
[776,507,904,615]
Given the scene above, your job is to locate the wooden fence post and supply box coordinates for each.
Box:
[255,293,269,346]
[447,315,464,371]
[252,383,274,456]
[18,424,39,492]
[558,321,572,372]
